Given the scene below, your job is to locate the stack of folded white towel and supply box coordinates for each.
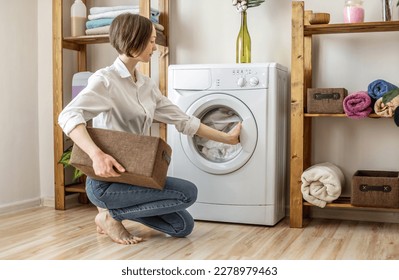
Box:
[85,5,164,36]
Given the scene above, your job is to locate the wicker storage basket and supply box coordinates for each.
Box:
[70,127,172,190]
[351,170,399,208]
[307,88,347,113]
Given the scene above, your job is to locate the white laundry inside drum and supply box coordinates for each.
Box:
[193,107,242,163]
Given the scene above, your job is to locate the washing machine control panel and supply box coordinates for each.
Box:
[212,67,267,90]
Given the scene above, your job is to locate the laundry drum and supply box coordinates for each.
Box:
[181,93,258,175]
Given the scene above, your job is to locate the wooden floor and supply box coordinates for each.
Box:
[0,204,398,260]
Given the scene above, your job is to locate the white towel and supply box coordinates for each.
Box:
[88,8,160,22]
[90,5,139,15]
[85,25,110,35]
[301,162,344,208]
[90,6,160,18]
[88,9,140,20]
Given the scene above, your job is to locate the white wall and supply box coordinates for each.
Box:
[38,0,54,202]
[3,0,399,221]
[169,0,292,66]
[0,0,41,211]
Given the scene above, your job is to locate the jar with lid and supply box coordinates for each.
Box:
[343,0,365,23]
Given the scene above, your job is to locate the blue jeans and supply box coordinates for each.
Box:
[85,177,198,237]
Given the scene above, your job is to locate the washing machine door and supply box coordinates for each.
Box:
[180,93,257,174]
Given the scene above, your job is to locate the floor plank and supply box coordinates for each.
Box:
[0,205,398,260]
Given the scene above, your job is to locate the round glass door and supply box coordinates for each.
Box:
[181,93,257,174]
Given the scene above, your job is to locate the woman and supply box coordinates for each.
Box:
[58,13,241,245]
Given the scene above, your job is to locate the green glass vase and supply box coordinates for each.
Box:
[236,10,251,63]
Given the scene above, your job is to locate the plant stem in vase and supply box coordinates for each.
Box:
[236,10,251,63]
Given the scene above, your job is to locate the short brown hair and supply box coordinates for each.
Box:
[109,13,153,57]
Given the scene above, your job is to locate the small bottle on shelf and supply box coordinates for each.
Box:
[71,0,87,37]
[343,0,365,23]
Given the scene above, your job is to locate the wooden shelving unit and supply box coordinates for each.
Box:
[52,0,169,210]
[290,1,399,228]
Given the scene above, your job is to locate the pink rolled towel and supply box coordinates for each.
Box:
[343,91,372,119]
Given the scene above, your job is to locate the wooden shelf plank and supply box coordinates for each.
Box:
[63,30,167,48]
[304,197,399,212]
[65,183,85,193]
[305,20,399,35]
[304,113,386,118]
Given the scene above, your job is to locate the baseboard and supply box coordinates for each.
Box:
[285,205,399,224]
[0,197,42,214]
[41,194,81,209]
[309,207,399,224]
[0,194,82,214]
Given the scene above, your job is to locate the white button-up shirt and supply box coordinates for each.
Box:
[58,58,200,137]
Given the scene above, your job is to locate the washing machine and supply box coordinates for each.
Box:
[167,63,288,226]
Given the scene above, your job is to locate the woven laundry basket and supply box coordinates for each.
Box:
[351,170,399,208]
[70,127,172,190]
[307,88,347,113]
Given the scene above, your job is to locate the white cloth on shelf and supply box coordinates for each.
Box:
[85,25,109,35]
[89,5,160,18]
[88,8,159,21]
[90,5,139,15]
[301,162,344,208]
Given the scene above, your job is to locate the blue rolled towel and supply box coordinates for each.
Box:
[367,79,398,100]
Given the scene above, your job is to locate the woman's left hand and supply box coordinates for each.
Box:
[196,122,242,145]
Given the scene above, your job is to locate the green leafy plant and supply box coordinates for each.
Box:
[59,147,84,181]
[232,0,266,12]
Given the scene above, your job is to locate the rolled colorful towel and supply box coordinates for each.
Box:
[367,79,398,100]
[374,88,399,117]
[301,162,344,208]
[343,91,372,119]
[394,107,399,126]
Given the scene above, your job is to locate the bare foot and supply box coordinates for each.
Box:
[96,207,106,234]
[95,211,143,245]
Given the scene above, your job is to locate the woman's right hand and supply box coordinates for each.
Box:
[91,150,126,178]
[68,124,125,178]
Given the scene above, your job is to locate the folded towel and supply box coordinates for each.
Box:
[374,88,399,117]
[86,16,163,31]
[90,5,138,14]
[88,9,159,23]
[86,18,113,29]
[301,162,344,208]
[85,25,110,35]
[85,25,164,36]
[343,91,372,119]
[90,5,160,19]
[85,23,164,36]
[367,79,398,100]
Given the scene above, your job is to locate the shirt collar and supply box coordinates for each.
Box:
[113,58,145,87]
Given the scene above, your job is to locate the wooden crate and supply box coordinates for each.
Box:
[351,170,399,208]
[307,88,347,113]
